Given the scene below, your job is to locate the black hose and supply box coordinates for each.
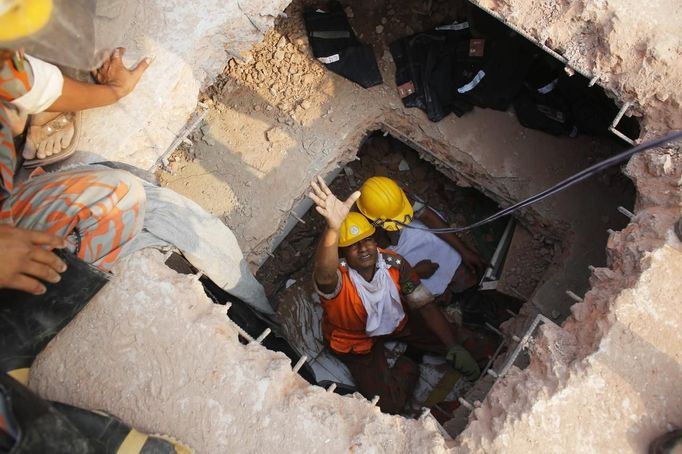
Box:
[375,130,682,233]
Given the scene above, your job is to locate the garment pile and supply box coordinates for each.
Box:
[303,4,638,138]
[390,12,639,138]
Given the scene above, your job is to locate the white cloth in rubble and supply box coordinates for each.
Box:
[119,182,274,316]
[388,219,461,296]
[11,54,64,114]
[348,253,405,336]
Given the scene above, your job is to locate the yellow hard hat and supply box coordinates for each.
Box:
[339,212,376,247]
[0,0,53,42]
[357,176,413,231]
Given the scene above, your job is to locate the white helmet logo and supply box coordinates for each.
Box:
[350,225,360,235]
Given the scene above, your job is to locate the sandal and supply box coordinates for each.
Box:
[22,111,81,169]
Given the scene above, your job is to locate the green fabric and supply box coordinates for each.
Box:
[446,344,480,381]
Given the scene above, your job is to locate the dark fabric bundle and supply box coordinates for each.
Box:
[304,2,382,88]
[389,16,535,122]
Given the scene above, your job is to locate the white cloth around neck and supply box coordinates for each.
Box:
[348,253,405,336]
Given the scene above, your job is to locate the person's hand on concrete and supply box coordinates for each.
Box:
[413,259,439,279]
[0,225,67,295]
[309,175,360,230]
[92,47,150,100]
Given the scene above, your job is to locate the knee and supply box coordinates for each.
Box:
[112,169,145,200]
[96,169,146,209]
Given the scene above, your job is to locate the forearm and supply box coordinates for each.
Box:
[419,208,476,255]
[314,227,341,289]
[418,303,459,348]
[46,77,120,112]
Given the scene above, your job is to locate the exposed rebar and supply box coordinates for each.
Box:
[292,355,308,373]
[565,290,583,302]
[458,397,474,411]
[617,206,635,219]
[255,328,271,344]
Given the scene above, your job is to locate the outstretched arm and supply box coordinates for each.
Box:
[46,48,149,112]
[309,176,360,294]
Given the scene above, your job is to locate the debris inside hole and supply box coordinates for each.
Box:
[154,0,638,437]
[256,132,555,421]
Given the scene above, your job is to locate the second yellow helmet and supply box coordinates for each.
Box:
[357,176,413,231]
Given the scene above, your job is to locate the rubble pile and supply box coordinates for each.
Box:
[225,30,327,122]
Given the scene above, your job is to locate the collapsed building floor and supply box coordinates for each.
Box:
[20,0,682,452]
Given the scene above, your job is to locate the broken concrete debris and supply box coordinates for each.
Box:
[15,0,682,452]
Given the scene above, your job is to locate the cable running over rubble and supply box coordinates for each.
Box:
[374,130,682,233]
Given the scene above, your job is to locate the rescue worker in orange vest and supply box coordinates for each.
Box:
[309,176,480,414]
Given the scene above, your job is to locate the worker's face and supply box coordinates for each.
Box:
[341,237,378,272]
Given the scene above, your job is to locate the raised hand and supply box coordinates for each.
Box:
[308,176,360,230]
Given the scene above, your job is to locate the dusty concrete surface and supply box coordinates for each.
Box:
[66,0,290,169]
[29,250,450,454]
[454,228,682,453]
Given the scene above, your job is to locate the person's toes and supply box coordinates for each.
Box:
[46,136,59,157]
[36,138,49,159]
[59,127,74,148]
[45,136,61,157]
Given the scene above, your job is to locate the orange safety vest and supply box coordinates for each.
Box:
[320,248,408,354]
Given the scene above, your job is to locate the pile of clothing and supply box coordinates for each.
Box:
[303,3,638,139]
[389,11,639,138]
[390,17,533,121]
[303,2,382,88]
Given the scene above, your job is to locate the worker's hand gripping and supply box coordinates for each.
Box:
[308,176,360,231]
[0,225,67,295]
[92,47,150,101]
[446,345,481,381]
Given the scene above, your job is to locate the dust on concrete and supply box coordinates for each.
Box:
[29,250,452,454]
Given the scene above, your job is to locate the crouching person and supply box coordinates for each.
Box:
[308,176,480,415]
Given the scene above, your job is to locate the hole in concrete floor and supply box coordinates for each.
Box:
[256,131,555,417]
[161,0,639,430]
